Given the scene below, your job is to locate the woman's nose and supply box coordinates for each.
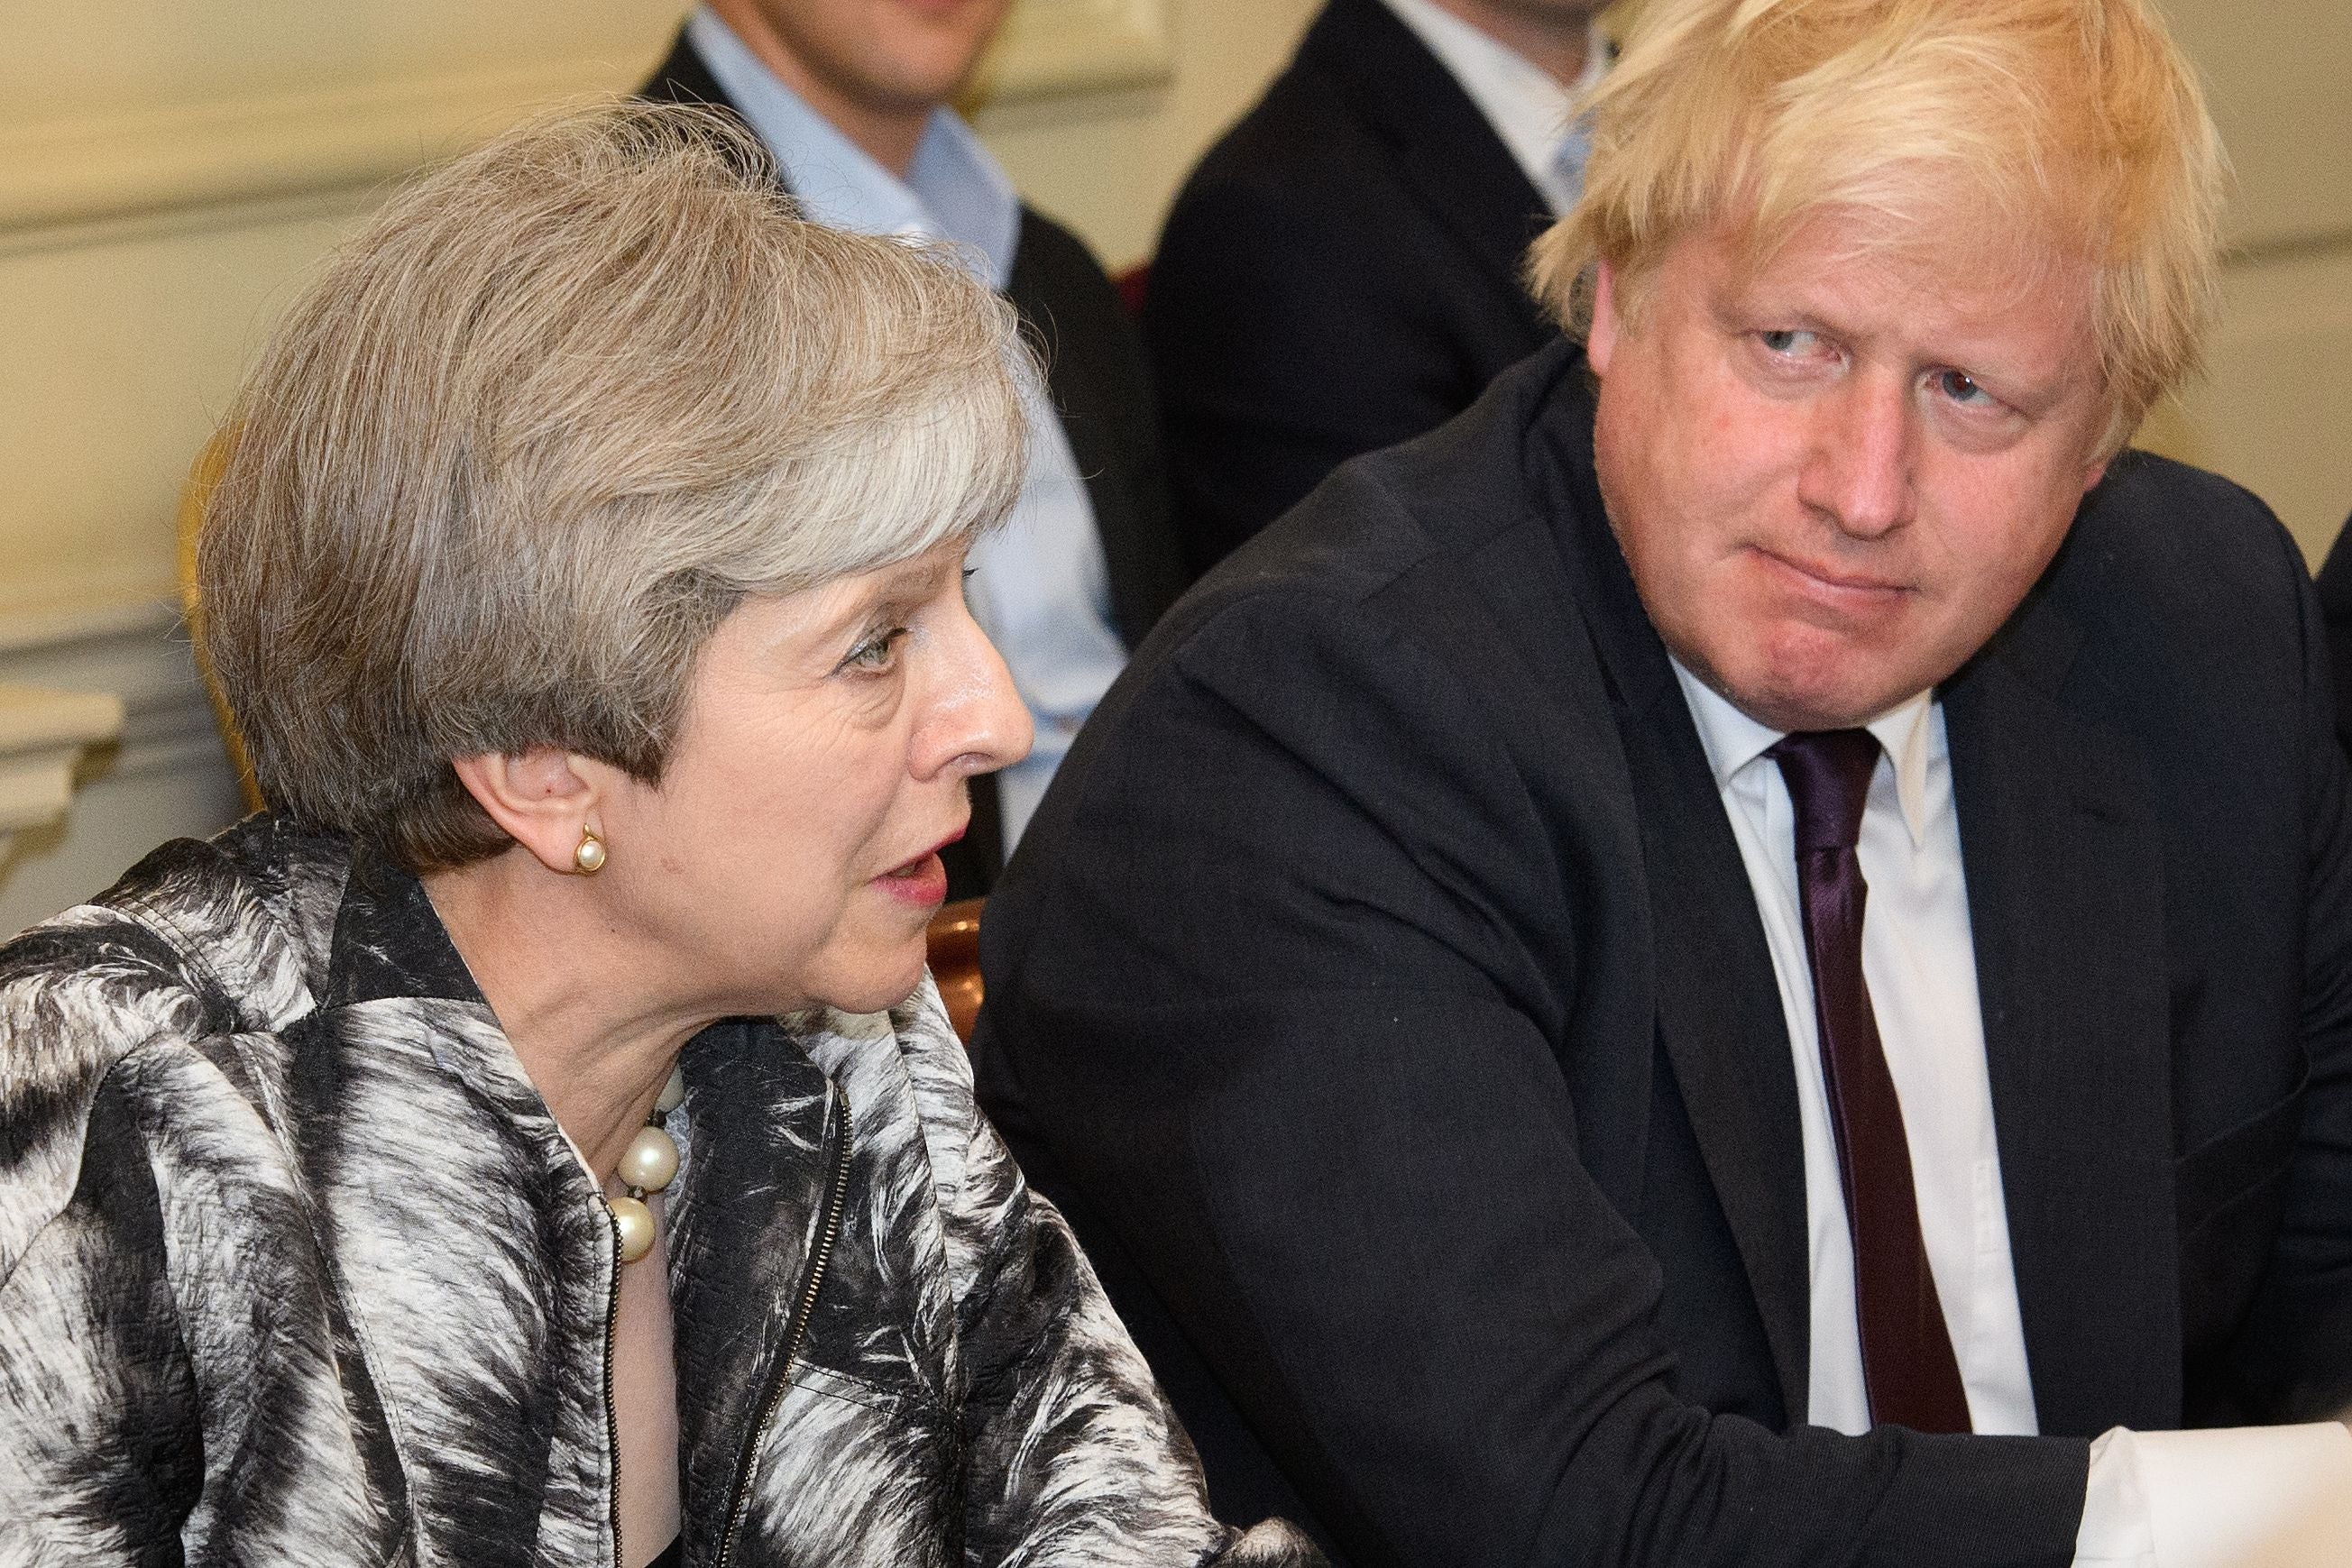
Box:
[915,607,1034,781]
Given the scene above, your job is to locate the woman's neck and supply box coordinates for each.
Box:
[422,852,702,1178]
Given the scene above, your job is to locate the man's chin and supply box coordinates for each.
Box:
[1716,664,1913,734]
[1709,624,1943,732]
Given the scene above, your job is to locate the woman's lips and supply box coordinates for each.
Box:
[875,828,964,907]
[877,853,950,906]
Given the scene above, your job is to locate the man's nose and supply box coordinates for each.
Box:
[1798,376,1916,538]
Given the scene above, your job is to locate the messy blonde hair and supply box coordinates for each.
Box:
[1529,0,2226,451]
[198,101,1032,871]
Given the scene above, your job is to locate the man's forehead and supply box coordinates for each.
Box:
[1691,215,2098,364]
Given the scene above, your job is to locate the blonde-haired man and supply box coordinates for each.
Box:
[975,1,2352,1563]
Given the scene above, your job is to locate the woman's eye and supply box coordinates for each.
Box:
[842,628,908,674]
[1934,369,1998,408]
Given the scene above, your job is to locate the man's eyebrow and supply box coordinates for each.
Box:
[1710,295,1837,335]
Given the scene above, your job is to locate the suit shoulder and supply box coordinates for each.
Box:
[1014,206,1115,287]
[635,30,729,108]
[0,906,218,1284]
[0,820,340,1279]
[1197,54,1377,181]
[2062,450,2303,610]
[1263,342,1589,559]
[1163,61,1392,242]
[1007,206,1137,344]
[1148,353,1586,669]
[2091,447,2281,530]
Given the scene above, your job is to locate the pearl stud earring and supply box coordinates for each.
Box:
[574,829,607,875]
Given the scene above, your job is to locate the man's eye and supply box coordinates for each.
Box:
[1758,328,1821,356]
[1935,369,1997,408]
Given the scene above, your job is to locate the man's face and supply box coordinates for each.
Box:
[744,0,1015,117]
[1587,215,2113,732]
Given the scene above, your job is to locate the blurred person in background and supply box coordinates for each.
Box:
[975,0,2352,1563]
[641,0,1183,895]
[1144,0,1608,575]
[0,104,1318,1568]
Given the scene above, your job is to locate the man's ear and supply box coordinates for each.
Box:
[1586,261,1622,376]
[449,748,610,876]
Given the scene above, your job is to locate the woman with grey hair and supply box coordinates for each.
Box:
[0,105,1318,1568]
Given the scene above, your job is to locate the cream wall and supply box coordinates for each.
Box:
[976,0,1320,266]
[2136,0,2352,566]
[0,0,1318,930]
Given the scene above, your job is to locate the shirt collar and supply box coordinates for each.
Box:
[1377,0,1608,214]
[1669,658,1939,849]
[685,5,1021,289]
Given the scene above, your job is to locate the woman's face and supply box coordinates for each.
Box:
[597,539,1029,1018]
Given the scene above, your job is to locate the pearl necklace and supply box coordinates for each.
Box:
[609,1065,685,1265]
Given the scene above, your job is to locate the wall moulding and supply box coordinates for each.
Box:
[1,2,1171,243]
[0,59,633,241]
[0,592,244,935]
[0,596,216,772]
[971,0,1174,106]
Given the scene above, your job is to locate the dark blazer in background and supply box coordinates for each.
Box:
[2312,511,2352,755]
[972,340,2352,1565]
[642,32,1186,897]
[1144,0,1562,576]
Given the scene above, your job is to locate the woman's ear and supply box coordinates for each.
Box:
[449,748,610,876]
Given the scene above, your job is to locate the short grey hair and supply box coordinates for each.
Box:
[197,101,1033,872]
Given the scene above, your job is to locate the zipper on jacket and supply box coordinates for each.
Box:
[715,1086,853,1568]
[602,1189,627,1568]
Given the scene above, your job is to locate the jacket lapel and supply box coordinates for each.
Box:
[1536,380,1814,1415]
[1943,605,2182,1435]
[299,857,619,1565]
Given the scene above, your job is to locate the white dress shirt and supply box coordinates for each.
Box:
[1671,660,2352,1567]
[1377,0,1608,215]
[687,6,1129,849]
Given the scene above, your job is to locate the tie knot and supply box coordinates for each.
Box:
[1768,729,1881,854]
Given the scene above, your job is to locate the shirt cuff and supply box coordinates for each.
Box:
[2073,1422,2352,1567]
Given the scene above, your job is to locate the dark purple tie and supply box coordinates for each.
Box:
[1768,729,1973,1435]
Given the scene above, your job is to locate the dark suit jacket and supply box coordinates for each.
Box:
[1144,0,1562,576]
[2311,512,2352,755]
[972,340,2352,1566]
[641,32,1185,896]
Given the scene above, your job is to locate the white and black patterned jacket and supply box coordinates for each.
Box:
[0,817,1320,1567]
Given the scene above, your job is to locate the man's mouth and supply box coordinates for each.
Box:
[1752,546,1912,601]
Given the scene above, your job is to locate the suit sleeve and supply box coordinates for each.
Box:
[983,583,2087,1568]
[1144,172,1514,575]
